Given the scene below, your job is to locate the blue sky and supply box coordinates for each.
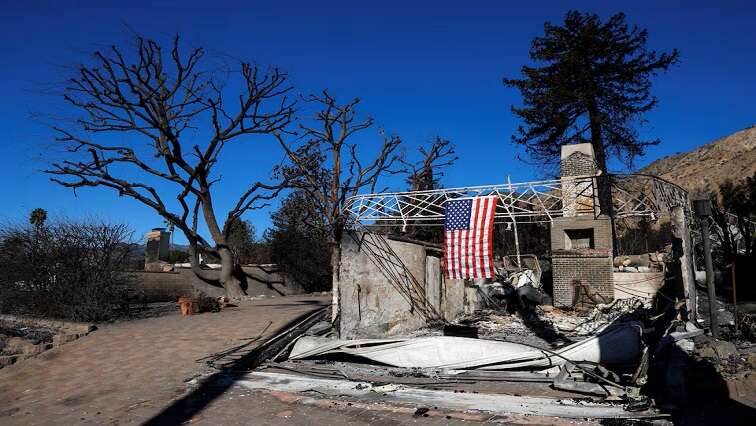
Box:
[2,0,754,243]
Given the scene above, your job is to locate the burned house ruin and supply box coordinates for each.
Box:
[241,143,704,421]
[335,143,692,338]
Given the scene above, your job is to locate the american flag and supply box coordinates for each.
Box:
[444,196,497,279]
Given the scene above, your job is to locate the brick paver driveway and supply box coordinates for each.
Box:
[0,295,330,425]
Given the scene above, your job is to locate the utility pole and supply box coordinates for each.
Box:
[694,199,719,339]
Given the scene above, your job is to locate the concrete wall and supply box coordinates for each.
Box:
[425,256,443,315]
[464,281,486,315]
[129,265,303,302]
[335,230,488,338]
[241,264,304,297]
[442,279,466,322]
[337,234,429,339]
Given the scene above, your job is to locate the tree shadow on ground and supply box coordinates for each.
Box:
[143,305,328,425]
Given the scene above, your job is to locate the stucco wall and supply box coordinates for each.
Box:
[337,233,429,339]
[336,232,483,338]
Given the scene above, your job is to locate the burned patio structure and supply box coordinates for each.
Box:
[229,143,722,421]
[334,143,694,337]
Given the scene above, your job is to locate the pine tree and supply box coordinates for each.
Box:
[504,11,679,173]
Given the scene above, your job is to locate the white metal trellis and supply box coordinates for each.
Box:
[343,174,688,227]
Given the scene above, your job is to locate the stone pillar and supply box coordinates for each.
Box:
[145,228,171,271]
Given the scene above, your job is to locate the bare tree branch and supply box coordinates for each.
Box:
[398,136,458,191]
[44,34,296,297]
[274,91,402,243]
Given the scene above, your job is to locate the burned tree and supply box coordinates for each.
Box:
[400,137,457,192]
[394,137,458,242]
[275,91,402,279]
[45,36,295,298]
[710,172,756,263]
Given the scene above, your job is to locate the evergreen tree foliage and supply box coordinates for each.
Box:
[266,191,331,292]
[504,11,679,172]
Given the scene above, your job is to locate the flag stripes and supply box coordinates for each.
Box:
[444,196,496,279]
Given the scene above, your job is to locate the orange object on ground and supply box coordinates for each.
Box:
[177,297,199,316]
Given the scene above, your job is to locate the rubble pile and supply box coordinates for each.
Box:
[545,298,651,336]
[613,252,666,273]
[0,317,94,369]
[0,321,58,364]
[736,311,756,343]
[454,297,652,347]
[455,310,563,348]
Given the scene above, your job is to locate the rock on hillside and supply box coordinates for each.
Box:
[640,125,756,195]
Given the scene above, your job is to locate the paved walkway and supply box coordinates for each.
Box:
[0,296,329,425]
[0,296,605,425]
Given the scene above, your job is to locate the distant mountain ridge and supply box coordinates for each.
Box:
[640,125,756,196]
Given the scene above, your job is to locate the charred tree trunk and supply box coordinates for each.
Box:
[330,222,344,327]
[217,246,245,298]
[186,243,246,299]
[186,242,226,296]
[587,103,614,219]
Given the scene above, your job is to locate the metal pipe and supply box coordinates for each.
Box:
[732,263,738,336]
[507,176,521,265]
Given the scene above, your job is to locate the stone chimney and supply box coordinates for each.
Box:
[560,144,598,217]
[551,144,614,307]
[145,227,171,271]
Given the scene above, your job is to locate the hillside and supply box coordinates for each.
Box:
[640,125,756,196]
